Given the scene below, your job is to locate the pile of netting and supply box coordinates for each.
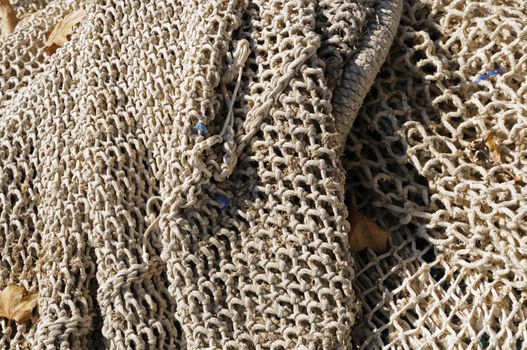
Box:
[346,0,527,348]
[0,0,402,348]
[1,0,526,348]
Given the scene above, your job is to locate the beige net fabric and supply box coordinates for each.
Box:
[346,0,527,348]
[0,0,401,348]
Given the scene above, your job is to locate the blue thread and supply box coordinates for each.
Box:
[217,195,230,209]
[196,122,209,134]
[475,67,504,83]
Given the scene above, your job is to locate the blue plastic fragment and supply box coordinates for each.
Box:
[217,194,230,209]
[475,67,504,83]
[196,122,209,134]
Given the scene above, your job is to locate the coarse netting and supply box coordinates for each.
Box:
[346,0,527,348]
[0,0,402,349]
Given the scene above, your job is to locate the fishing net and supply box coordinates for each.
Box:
[0,0,402,348]
[346,0,527,348]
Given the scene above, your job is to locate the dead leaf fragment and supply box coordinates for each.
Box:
[45,8,87,54]
[0,0,17,37]
[348,207,391,254]
[484,132,503,164]
[0,285,39,323]
[468,131,504,165]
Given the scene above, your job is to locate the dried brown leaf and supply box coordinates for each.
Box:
[348,207,391,254]
[0,285,39,323]
[469,131,504,165]
[45,8,87,54]
[0,0,17,37]
[484,132,503,164]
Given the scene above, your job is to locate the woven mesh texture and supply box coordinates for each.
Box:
[0,0,401,348]
[346,0,527,348]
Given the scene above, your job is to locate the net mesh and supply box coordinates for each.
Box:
[346,0,527,348]
[2,0,526,348]
[0,0,402,348]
